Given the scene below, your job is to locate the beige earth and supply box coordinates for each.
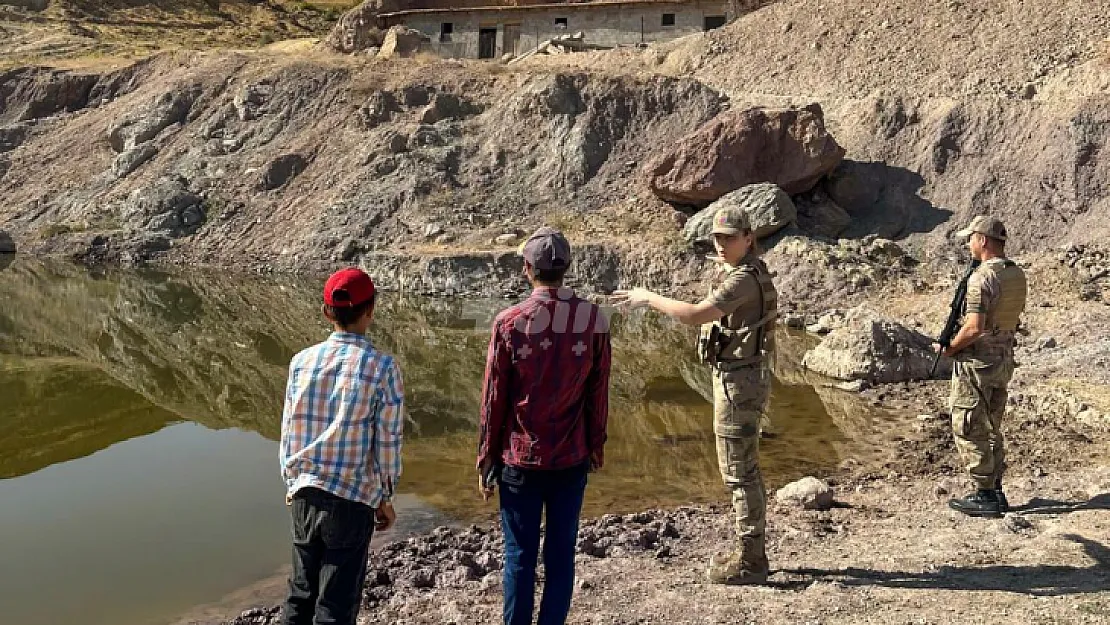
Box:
[360,471,1110,625]
[2,0,1110,623]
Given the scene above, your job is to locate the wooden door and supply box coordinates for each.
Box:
[478,28,497,59]
[503,23,521,56]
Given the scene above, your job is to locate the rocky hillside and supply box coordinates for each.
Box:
[0,51,738,296]
[539,0,1110,254]
[0,1,1106,315]
[0,0,1107,310]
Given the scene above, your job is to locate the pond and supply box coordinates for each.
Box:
[0,257,898,625]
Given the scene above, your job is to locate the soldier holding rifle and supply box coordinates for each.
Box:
[935,216,1027,519]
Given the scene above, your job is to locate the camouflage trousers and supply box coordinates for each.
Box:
[712,365,771,540]
[950,343,1016,490]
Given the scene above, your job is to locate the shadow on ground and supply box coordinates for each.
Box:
[1016,493,1110,515]
[780,533,1110,596]
[826,160,955,241]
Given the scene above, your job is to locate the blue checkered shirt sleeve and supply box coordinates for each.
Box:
[374,358,405,499]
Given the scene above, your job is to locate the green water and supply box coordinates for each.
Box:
[0,257,896,625]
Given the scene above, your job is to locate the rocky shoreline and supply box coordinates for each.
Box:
[216,397,1110,625]
[227,506,696,625]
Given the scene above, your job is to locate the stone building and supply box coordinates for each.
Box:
[378,0,732,59]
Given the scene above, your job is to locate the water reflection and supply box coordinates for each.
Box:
[0,257,899,625]
[0,258,894,514]
[0,356,172,478]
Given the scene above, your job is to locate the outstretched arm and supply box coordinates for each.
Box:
[611,288,725,326]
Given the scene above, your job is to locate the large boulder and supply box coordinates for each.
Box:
[357,90,401,129]
[107,86,199,153]
[420,92,481,125]
[112,143,158,179]
[682,183,796,243]
[0,229,15,253]
[647,103,845,206]
[377,26,430,60]
[120,175,205,238]
[233,82,274,122]
[322,0,403,53]
[802,306,950,383]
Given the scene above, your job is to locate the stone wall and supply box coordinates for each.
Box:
[388,1,729,58]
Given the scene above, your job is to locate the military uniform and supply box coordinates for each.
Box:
[699,207,778,584]
[948,216,1027,518]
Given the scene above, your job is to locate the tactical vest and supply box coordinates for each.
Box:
[698,258,778,369]
[976,258,1027,336]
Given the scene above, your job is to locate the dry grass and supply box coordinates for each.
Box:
[0,0,347,67]
[300,0,360,8]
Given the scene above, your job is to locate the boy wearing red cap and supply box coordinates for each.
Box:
[279,267,404,625]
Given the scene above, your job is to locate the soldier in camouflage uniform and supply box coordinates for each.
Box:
[940,216,1028,518]
[613,206,778,584]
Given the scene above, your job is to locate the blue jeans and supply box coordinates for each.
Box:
[499,463,588,625]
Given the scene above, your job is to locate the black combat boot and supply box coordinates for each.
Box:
[948,489,1003,518]
[995,480,1009,514]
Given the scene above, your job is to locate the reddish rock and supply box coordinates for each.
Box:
[647,103,846,205]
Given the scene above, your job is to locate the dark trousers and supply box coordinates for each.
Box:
[282,487,374,625]
[499,463,588,625]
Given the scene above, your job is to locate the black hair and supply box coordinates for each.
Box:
[534,264,568,285]
[326,292,376,329]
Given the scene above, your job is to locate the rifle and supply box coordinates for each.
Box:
[930,259,981,377]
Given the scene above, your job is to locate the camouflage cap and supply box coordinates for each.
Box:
[710,206,751,236]
[955,215,1008,241]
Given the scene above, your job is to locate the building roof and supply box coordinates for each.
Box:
[378,0,706,17]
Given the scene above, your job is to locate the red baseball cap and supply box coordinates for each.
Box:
[323,267,376,308]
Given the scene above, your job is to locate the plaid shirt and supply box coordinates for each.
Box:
[280,332,404,508]
[478,287,611,471]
